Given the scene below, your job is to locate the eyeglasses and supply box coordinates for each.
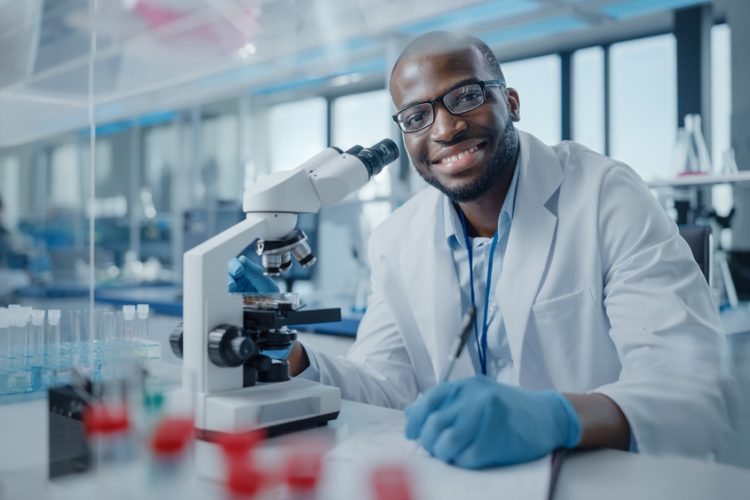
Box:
[392,79,505,133]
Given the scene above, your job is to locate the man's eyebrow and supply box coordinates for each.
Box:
[397,77,480,113]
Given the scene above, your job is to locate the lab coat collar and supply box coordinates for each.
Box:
[397,129,563,385]
[498,130,562,383]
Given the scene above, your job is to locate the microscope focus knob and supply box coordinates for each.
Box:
[169,322,184,359]
[208,324,257,368]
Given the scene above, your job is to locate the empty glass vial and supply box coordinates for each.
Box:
[136,304,149,342]
[0,309,10,395]
[29,310,45,392]
[10,310,30,393]
[48,310,62,385]
[123,305,136,350]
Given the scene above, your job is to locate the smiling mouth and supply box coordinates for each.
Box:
[432,142,486,167]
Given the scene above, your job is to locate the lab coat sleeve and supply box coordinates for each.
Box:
[295,341,322,381]
[592,163,739,456]
[294,235,421,410]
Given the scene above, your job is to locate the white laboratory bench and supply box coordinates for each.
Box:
[2,304,749,498]
[1,390,749,500]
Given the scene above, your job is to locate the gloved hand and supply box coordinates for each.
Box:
[261,341,296,361]
[227,255,279,294]
[405,376,581,469]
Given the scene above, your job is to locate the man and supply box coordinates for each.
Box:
[229,31,736,469]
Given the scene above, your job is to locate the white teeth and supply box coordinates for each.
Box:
[440,145,479,165]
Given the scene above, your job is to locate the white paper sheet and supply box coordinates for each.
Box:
[321,411,552,500]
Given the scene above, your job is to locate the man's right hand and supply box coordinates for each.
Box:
[288,341,311,376]
[227,255,280,293]
[227,256,310,376]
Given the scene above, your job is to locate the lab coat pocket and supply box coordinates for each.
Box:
[530,288,598,390]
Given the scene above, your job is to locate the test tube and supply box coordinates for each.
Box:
[72,309,90,370]
[136,304,149,359]
[6,307,19,380]
[29,310,45,392]
[60,310,75,375]
[48,310,62,385]
[123,305,136,346]
[91,309,106,381]
[11,310,30,393]
[0,309,10,395]
[100,311,116,379]
[149,417,195,498]
[136,304,149,342]
[21,307,33,369]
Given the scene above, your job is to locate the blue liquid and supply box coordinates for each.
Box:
[1,337,162,401]
[30,366,43,392]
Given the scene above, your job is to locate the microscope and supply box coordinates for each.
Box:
[171,139,399,438]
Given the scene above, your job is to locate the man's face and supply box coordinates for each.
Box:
[390,47,520,202]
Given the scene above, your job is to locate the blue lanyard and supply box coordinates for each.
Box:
[458,210,499,376]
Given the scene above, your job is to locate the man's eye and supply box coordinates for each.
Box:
[404,111,427,126]
[457,91,482,103]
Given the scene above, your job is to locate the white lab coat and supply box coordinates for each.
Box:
[305,130,738,457]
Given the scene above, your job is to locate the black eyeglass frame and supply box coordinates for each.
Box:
[392,79,506,133]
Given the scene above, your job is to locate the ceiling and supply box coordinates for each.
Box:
[0,0,715,148]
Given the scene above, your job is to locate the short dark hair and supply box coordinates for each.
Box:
[390,31,504,81]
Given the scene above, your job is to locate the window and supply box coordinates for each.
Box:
[711,23,732,216]
[502,55,561,145]
[203,113,241,201]
[609,34,677,180]
[269,98,327,172]
[144,123,180,213]
[332,89,392,200]
[573,46,605,154]
[50,142,81,210]
[0,155,20,229]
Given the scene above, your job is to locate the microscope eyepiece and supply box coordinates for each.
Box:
[356,139,400,178]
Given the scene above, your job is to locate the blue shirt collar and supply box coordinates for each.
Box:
[443,152,521,247]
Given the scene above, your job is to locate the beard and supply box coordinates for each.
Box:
[416,120,518,203]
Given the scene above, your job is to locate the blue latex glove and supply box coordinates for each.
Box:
[262,341,296,361]
[405,376,581,469]
[227,255,280,294]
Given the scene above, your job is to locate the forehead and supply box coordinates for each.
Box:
[390,46,494,108]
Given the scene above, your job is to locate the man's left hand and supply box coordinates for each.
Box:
[405,376,581,469]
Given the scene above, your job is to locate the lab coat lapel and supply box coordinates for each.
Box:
[398,193,466,384]
[498,131,562,382]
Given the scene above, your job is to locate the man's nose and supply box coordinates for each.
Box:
[430,104,466,142]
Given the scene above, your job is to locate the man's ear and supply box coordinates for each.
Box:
[505,87,521,122]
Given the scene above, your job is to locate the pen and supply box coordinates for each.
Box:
[409,307,477,455]
[441,306,476,383]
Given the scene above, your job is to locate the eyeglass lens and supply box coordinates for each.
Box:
[398,83,486,132]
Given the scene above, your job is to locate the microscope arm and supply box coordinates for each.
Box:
[183,212,297,394]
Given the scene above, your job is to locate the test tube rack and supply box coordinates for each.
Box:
[0,305,161,403]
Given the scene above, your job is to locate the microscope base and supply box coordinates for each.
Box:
[192,378,341,437]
